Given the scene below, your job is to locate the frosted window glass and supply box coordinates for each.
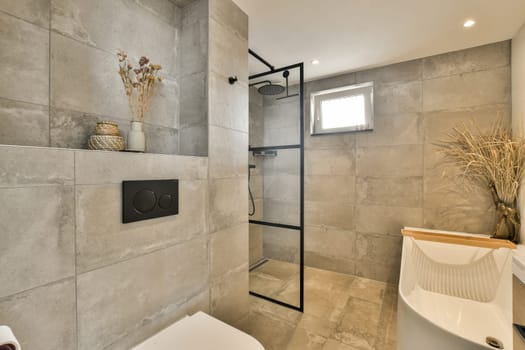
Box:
[320,95,365,129]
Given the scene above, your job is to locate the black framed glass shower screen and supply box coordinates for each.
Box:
[248,62,304,312]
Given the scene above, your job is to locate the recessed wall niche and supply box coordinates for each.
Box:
[0,0,208,156]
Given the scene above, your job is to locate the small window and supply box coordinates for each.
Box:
[310,82,374,135]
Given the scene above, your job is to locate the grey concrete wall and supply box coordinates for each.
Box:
[0,0,186,154]
[206,0,250,326]
[0,145,210,350]
[258,41,511,283]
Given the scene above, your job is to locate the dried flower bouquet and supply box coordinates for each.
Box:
[117,51,162,122]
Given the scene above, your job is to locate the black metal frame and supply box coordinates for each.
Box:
[248,50,305,313]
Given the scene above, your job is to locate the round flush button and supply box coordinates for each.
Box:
[158,194,173,209]
[133,189,157,213]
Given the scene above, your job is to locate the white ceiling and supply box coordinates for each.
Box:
[232,0,525,82]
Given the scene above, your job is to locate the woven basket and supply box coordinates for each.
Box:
[88,135,124,151]
[96,121,120,136]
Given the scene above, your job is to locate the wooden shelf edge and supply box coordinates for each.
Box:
[401,229,517,250]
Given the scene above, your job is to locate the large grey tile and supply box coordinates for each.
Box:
[355,233,402,267]
[75,149,207,184]
[0,98,49,147]
[374,81,421,115]
[305,201,354,230]
[180,72,207,128]
[209,125,248,178]
[180,15,208,76]
[51,0,179,76]
[0,279,76,350]
[422,67,510,112]
[143,123,179,154]
[355,113,423,147]
[356,59,422,84]
[356,145,423,177]
[305,226,356,261]
[305,252,356,276]
[355,205,423,235]
[0,186,75,298]
[134,0,181,26]
[263,226,301,263]
[210,222,249,280]
[333,298,381,349]
[240,309,296,350]
[209,0,248,40]
[208,72,249,132]
[305,148,355,176]
[0,145,74,187]
[265,174,300,202]
[305,132,355,150]
[211,264,249,325]
[422,41,510,79]
[77,237,209,350]
[208,177,248,232]
[306,73,356,95]
[0,12,49,105]
[356,176,423,207]
[263,198,300,226]
[76,180,207,271]
[179,123,208,156]
[305,175,355,203]
[0,0,50,27]
[423,207,496,235]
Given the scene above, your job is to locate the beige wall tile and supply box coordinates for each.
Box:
[356,59,422,84]
[265,174,300,201]
[209,125,248,178]
[356,176,422,207]
[305,226,356,261]
[210,264,249,325]
[263,226,301,263]
[305,73,356,95]
[209,0,248,40]
[179,124,208,156]
[0,278,76,350]
[0,98,49,147]
[210,223,249,280]
[305,201,354,230]
[76,180,207,271]
[305,175,355,203]
[305,252,356,276]
[209,177,248,232]
[422,41,510,79]
[208,72,249,132]
[305,148,355,176]
[356,145,423,178]
[422,67,510,112]
[77,237,208,350]
[263,198,299,225]
[75,149,207,184]
[0,186,75,298]
[0,0,49,28]
[0,12,49,105]
[355,205,423,235]
[423,207,496,234]
[374,81,421,115]
[356,113,423,147]
[249,224,264,265]
[355,233,401,265]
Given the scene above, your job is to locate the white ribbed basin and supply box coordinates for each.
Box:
[398,228,514,350]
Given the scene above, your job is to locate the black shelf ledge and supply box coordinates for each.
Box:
[249,220,301,231]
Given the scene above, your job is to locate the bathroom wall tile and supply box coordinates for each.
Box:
[423,175,493,210]
[305,226,356,261]
[263,198,300,226]
[355,232,402,264]
[0,0,50,28]
[263,100,300,130]
[143,123,179,154]
[250,173,264,199]
[77,236,208,350]
[180,72,207,128]
[305,175,355,203]
[356,145,423,178]
[263,148,300,175]
[133,0,181,26]
[108,290,210,350]
[0,98,49,147]
[422,67,510,112]
[75,149,207,184]
[355,258,401,283]
[264,175,300,202]
[208,177,248,233]
[249,86,263,107]
[422,104,511,143]
[209,126,248,178]
[304,132,355,150]
[423,207,496,234]
[356,59,422,84]
[0,186,75,298]
[210,223,249,280]
[422,41,510,80]
[305,73,356,95]
[263,226,301,263]
[179,124,208,156]
[209,0,248,40]
[0,279,76,350]
[0,145,74,187]
[355,113,423,147]
[208,72,249,132]
[249,224,264,265]
[305,252,356,276]
[0,12,49,105]
[180,16,208,76]
[209,18,248,83]
[210,264,249,325]
[264,124,300,146]
[76,180,207,271]
[355,205,423,235]
[305,201,354,230]
[305,148,355,176]
[356,176,423,207]
[181,0,207,27]
[51,0,179,76]
[374,81,421,115]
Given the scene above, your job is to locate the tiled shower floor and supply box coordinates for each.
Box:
[241,260,398,350]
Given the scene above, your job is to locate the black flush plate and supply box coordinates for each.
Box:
[122,180,179,223]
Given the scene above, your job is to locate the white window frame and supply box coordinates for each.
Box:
[310,82,374,135]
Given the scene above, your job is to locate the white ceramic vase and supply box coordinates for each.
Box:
[127,121,145,152]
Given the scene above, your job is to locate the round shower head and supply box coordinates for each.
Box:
[258,83,285,96]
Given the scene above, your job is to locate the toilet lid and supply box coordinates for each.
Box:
[132,312,264,350]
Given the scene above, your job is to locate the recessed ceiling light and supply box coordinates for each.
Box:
[464,19,476,28]
[311,59,320,65]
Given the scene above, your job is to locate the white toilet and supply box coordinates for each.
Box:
[132,311,265,350]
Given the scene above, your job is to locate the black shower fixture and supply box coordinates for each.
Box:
[277,70,299,100]
[249,80,285,96]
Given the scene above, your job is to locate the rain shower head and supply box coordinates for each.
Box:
[249,80,285,96]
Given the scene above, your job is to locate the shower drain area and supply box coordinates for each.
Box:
[486,336,504,349]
